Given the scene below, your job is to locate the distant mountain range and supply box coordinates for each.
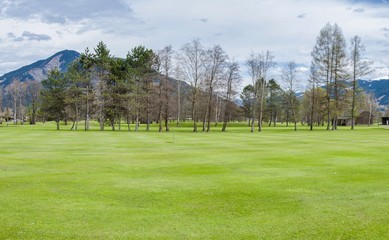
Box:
[0,50,80,86]
[0,50,388,106]
[358,79,389,106]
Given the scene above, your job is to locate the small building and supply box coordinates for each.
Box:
[356,111,374,125]
[336,116,352,126]
[382,117,389,126]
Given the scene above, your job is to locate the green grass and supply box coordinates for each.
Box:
[1,122,389,239]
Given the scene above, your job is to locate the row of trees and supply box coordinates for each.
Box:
[240,76,380,130]
[309,23,374,130]
[240,23,379,131]
[0,79,41,125]
[0,23,384,131]
[3,40,242,131]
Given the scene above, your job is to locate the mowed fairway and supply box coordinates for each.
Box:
[1,123,389,239]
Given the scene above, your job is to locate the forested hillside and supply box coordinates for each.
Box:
[358,79,389,106]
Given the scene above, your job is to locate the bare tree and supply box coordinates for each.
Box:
[312,23,334,130]
[5,79,23,124]
[246,51,275,132]
[204,45,227,132]
[3,107,13,126]
[78,48,95,131]
[157,45,175,132]
[25,80,42,125]
[222,60,241,131]
[350,35,373,130]
[246,52,260,132]
[178,39,206,132]
[281,61,300,131]
[257,51,275,132]
[363,93,378,126]
[312,23,348,130]
[173,65,184,127]
[308,63,319,130]
[331,24,348,130]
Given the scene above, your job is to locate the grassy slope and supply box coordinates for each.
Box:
[1,123,389,239]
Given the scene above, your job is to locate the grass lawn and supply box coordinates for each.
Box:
[1,122,389,239]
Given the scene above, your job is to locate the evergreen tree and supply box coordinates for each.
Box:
[93,41,112,131]
[127,46,155,131]
[41,69,69,130]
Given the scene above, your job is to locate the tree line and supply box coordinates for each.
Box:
[240,23,380,131]
[0,23,384,131]
[0,40,243,131]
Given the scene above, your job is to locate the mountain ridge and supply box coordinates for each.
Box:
[358,79,389,106]
[0,50,80,86]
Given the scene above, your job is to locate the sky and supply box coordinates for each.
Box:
[0,0,388,87]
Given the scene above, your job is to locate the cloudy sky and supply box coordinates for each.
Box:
[0,0,388,85]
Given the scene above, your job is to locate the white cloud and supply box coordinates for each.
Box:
[15,31,52,41]
[353,8,366,13]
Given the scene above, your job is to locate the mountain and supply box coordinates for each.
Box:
[0,50,80,87]
[358,79,389,106]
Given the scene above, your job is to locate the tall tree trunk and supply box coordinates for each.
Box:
[177,81,181,127]
[158,105,163,132]
[286,111,289,127]
[192,90,197,132]
[222,89,231,132]
[71,104,79,131]
[165,105,169,132]
[333,74,339,131]
[215,95,219,127]
[206,87,213,132]
[326,65,331,130]
[56,117,60,130]
[158,80,163,132]
[146,94,150,132]
[146,113,150,131]
[250,93,256,133]
[273,111,278,127]
[326,95,331,130]
[258,81,266,132]
[127,114,131,131]
[135,115,139,132]
[13,101,17,125]
[351,71,357,130]
[222,113,228,132]
[31,100,36,125]
[310,86,315,131]
[85,92,90,131]
[111,118,115,131]
[135,89,139,132]
[268,110,273,127]
[202,114,206,132]
[290,97,297,131]
[99,114,104,131]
